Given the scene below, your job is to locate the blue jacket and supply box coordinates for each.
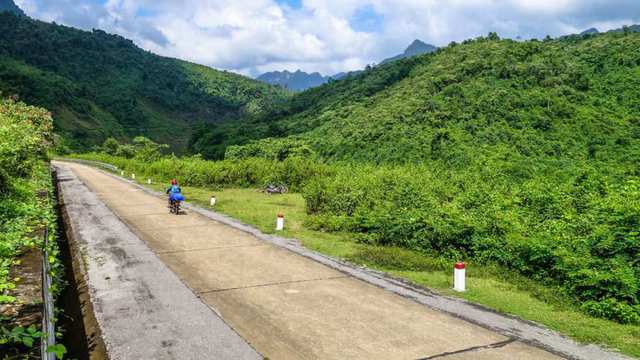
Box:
[166,185,182,194]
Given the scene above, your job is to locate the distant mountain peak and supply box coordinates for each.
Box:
[0,0,25,16]
[257,39,438,91]
[380,39,438,64]
[257,70,329,91]
[580,28,599,36]
[406,39,430,52]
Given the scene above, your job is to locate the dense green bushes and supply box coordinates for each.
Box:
[0,97,52,186]
[0,97,61,352]
[73,152,333,193]
[301,161,640,324]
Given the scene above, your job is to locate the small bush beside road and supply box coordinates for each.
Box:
[0,97,64,358]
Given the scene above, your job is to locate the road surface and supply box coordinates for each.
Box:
[54,161,623,360]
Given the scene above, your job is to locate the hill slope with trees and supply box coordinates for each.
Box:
[223,31,640,165]
[0,12,288,150]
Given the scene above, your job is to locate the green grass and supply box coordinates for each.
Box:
[130,175,640,357]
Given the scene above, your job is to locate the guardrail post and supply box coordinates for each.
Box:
[41,225,56,360]
[454,262,466,292]
[276,213,285,231]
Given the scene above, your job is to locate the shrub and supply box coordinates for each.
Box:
[581,299,640,324]
[0,97,56,349]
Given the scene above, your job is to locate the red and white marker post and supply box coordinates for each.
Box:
[454,262,466,292]
[276,213,285,231]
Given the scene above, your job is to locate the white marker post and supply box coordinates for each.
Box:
[454,262,466,292]
[131,173,136,180]
[210,195,217,207]
[120,170,124,176]
[276,213,285,231]
[147,178,152,185]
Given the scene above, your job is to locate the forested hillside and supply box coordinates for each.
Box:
[190,55,424,159]
[222,31,640,164]
[0,12,288,150]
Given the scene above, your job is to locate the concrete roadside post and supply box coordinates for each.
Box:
[210,195,217,207]
[148,178,152,185]
[454,262,466,292]
[120,170,124,176]
[276,213,285,231]
[131,173,136,180]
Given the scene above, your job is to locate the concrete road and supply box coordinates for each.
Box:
[57,162,569,359]
[54,164,261,360]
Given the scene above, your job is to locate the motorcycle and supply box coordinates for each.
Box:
[169,193,185,215]
[264,183,289,195]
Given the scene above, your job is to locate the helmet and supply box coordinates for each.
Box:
[171,179,177,185]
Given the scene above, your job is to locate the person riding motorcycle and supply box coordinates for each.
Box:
[166,179,184,207]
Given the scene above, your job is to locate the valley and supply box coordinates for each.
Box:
[1,1,639,359]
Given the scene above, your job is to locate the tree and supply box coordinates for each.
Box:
[132,136,169,162]
[115,144,135,159]
[101,138,120,156]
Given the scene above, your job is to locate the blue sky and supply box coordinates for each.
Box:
[277,0,303,8]
[14,0,640,76]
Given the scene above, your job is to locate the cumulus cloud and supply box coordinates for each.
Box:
[15,0,640,76]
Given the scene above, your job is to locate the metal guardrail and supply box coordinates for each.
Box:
[41,225,56,360]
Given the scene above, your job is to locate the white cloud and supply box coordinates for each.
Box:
[16,0,640,76]
[510,0,578,13]
[90,0,375,75]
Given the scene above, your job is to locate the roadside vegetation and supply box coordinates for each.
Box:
[0,97,65,358]
[71,144,640,357]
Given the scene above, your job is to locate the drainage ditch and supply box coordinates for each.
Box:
[52,168,104,360]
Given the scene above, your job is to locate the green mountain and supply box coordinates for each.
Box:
[0,0,24,16]
[213,32,640,167]
[0,11,288,150]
